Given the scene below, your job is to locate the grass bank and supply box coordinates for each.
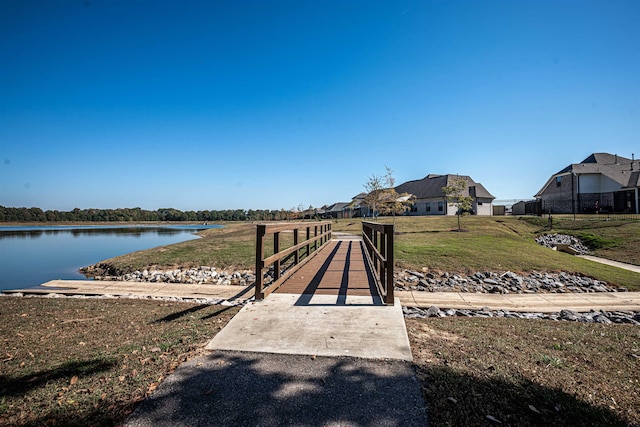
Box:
[95,217,639,289]
[523,216,640,266]
[358,216,640,288]
[97,222,257,274]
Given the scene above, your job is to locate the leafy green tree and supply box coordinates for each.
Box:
[442,177,474,231]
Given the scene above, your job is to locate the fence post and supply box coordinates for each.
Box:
[273,232,280,282]
[294,228,299,264]
[363,223,373,259]
[372,229,379,270]
[314,225,318,251]
[379,230,386,290]
[255,225,266,300]
[385,224,394,305]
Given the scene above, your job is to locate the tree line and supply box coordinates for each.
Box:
[0,206,304,223]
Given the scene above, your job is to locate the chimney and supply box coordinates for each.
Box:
[633,153,635,171]
[614,154,618,164]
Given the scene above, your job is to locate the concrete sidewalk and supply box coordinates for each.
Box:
[5,280,640,313]
[126,292,425,426]
[397,290,640,313]
[577,254,640,273]
[3,279,253,303]
[206,293,413,361]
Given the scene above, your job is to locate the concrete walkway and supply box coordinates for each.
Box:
[5,280,640,313]
[206,293,413,361]
[398,289,640,313]
[577,254,640,273]
[126,291,424,426]
[3,279,253,303]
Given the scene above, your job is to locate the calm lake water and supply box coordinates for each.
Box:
[0,225,222,291]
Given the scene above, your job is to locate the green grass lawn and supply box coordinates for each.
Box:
[98,216,640,289]
[346,216,639,288]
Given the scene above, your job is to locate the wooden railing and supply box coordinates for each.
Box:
[255,221,332,300]
[362,221,394,305]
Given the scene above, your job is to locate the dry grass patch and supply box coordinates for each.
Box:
[0,297,239,426]
[407,317,640,426]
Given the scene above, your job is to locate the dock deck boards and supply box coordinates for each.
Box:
[274,239,379,298]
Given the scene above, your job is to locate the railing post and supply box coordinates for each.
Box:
[363,223,372,259]
[293,228,299,264]
[372,229,379,270]
[379,230,386,290]
[385,224,394,305]
[274,232,280,282]
[306,226,310,258]
[255,224,266,300]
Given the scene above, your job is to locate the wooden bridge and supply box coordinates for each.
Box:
[254,221,395,305]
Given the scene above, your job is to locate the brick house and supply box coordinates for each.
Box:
[535,153,640,214]
[395,174,495,216]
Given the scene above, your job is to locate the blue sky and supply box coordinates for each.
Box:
[1,0,639,211]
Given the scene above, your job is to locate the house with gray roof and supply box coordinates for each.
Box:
[535,153,640,214]
[395,174,495,216]
[323,202,351,219]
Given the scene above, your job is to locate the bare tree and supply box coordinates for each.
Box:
[363,173,385,218]
[363,166,413,221]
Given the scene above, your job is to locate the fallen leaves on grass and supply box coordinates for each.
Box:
[408,317,640,426]
[0,297,239,426]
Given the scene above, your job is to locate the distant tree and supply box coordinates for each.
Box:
[380,192,415,220]
[363,166,413,222]
[288,206,300,221]
[442,177,474,231]
[363,173,385,218]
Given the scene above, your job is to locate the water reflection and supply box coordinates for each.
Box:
[0,225,223,290]
[0,225,220,239]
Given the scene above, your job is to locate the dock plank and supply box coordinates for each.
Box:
[275,240,379,298]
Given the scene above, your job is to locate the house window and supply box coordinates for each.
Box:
[556,176,562,187]
[426,202,431,212]
[410,204,417,213]
[438,201,444,212]
[478,202,483,205]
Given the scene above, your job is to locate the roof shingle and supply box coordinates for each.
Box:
[395,174,495,200]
